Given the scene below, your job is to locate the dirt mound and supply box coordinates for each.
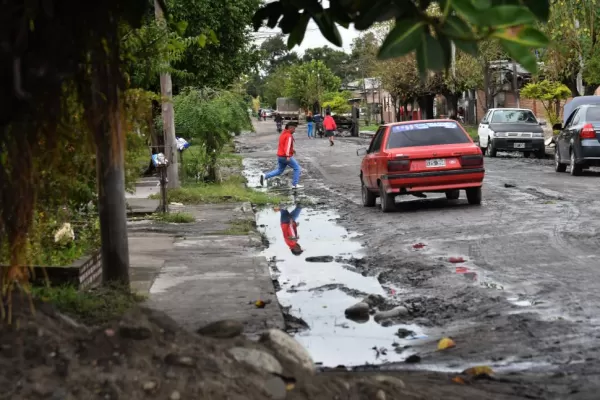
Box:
[0,302,556,399]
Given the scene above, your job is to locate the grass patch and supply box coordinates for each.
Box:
[32,284,145,325]
[153,212,195,223]
[219,153,243,168]
[151,175,283,205]
[222,219,256,235]
[360,124,380,132]
[464,126,478,140]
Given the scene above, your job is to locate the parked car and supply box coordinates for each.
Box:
[264,109,274,118]
[357,120,485,212]
[477,108,546,158]
[554,100,600,176]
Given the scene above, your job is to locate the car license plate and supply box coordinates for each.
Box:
[514,143,525,149]
[426,158,446,167]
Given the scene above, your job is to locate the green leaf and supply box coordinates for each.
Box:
[197,34,207,48]
[208,30,218,44]
[522,0,550,21]
[288,13,310,48]
[175,21,188,35]
[493,27,549,48]
[421,32,446,72]
[471,0,491,10]
[378,19,426,59]
[438,0,452,18]
[452,0,482,25]
[454,39,478,56]
[354,0,400,30]
[279,10,300,34]
[481,5,536,28]
[441,15,473,40]
[499,40,537,73]
[313,10,343,47]
[252,2,283,31]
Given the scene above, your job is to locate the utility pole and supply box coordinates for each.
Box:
[154,0,179,189]
[512,59,520,108]
[574,18,585,95]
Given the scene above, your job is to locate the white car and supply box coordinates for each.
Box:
[477,108,546,158]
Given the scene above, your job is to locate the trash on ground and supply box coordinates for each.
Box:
[448,257,465,263]
[437,337,456,350]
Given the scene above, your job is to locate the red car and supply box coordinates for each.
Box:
[357,120,485,212]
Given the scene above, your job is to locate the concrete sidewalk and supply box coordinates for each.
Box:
[126,188,284,335]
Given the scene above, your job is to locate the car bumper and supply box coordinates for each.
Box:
[576,140,600,164]
[381,168,485,193]
[492,137,544,152]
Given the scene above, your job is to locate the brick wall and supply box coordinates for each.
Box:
[476,90,572,123]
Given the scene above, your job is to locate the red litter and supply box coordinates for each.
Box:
[448,257,465,263]
[413,243,426,249]
[455,267,468,273]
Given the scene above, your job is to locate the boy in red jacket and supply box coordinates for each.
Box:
[275,205,303,255]
[323,111,337,146]
[260,122,303,189]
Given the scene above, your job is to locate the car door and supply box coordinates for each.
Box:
[365,127,385,188]
[559,108,580,160]
[478,111,491,147]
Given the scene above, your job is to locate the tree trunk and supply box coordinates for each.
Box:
[417,95,435,119]
[155,0,179,189]
[483,63,494,112]
[444,92,459,118]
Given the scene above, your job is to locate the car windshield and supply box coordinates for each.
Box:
[386,121,470,149]
[586,107,600,121]
[491,110,537,123]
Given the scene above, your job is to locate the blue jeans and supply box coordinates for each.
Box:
[280,205,302,224]
[307,122,314,137]
[265,157,301,186]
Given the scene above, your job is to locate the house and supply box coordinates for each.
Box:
[343,78,397,122]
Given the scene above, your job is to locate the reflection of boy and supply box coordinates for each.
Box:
[278,205,302,255]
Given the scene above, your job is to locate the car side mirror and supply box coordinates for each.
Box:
[552,123,562,131]
[357,148,367,156]
[539,121,547,126]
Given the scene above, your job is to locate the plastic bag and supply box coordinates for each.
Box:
[151,153,168,166]
[176,137,190,151]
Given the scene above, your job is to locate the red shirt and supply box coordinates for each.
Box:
[277,129,295,157]
[281,221,298,249]
[323,115,337,131]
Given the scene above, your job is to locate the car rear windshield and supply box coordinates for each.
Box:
[491,110,537,123]
[385,122,470,149]
[586,107,600,121]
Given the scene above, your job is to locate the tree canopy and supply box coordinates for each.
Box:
[285,60,342,108]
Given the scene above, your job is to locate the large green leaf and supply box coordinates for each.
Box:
[440,15,478,55]
[416,31,445,76]
[452,0,482,25]
[499,40,538,73]
[312,10,343,47]
[521,0,550,21]
[378,19,425,59]
[472,0,491,10]
[288,13,310,48]
[480,5,536,28]
[493,27,549,48]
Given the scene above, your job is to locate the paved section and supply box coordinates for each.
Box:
[126,180,284,335]
[237,121,600,390]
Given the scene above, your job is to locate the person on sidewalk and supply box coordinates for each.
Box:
[260,122,303,189]
[275,204,303,255]
[306,112,314,138]
[274,112,283,133]
[323,111,337,146]
[258,108,262,121]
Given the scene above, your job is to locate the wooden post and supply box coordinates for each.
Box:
[154,0,180,189]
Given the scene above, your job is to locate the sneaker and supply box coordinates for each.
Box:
[330,141,334,146]
[292,184,304,189]
[260,174,265,187]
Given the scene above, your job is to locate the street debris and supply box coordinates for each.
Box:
[305,255,334,263]
[437,337,456,350]
[405,354,421,363]
[463,366,494,377]
[448,257,465,263]
[413,243,426,249]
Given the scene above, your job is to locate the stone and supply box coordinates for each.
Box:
[164,353,196,368]
[260,329,315,375]
[376,390,386,400]
[170,390,181,400]
[305,256,334,263]
[263,376,287,399]
[374,306,409,322]
[405,354,421,363]
[142,381,158,392]
[395,328,415,339]
[362,294,386,308]
[228,347,283,375]
[344,302,370,318]
[118,326,152,340]
[197,320,244,339]
[373,375,406,389]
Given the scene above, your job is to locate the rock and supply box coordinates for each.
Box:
[395,328,415,339]
[118,326,152,340]
[197,320,244,339]
[344,302,370,318]
[373,375,406,388]
[405,354,421,363]
[362,294,386,308]
[305,255,334,263]
[260,329,315,375]
[164,353,196,368]
[142,381,158,392]
[170,390,181,400]
[263,376,287,399]
[374,306,409,322]
[228,347,283,375]
[376,390,386,400]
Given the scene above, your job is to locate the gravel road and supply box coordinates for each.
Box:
[237,121,600,398]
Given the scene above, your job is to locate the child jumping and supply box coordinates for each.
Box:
[260,122,303,189]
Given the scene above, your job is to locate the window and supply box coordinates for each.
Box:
[385,122,470,149]
[481,111,491,124]
[490,109,538,123]
[585,107,600,122]
[367,127,385,153]
[571,108,581,125]
[565,108,580,128]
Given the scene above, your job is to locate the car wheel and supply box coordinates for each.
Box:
[379,184,396,213]
[487,138,497,157]
[554,146,566,172]
[570,150,582,176]
[445,190,460,200]
[523,151,531,158]
[466,187,482,205]
[361,180,376,207]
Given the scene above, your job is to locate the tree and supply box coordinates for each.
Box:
[322,91,352,114]
[478,40,509,113]
[260,34,300,75]
[520,80,571,126]
[253,1,550,75]
[169,0,262,89]
[442,51,482,116]
[263,65,291,108]
[285,60,342,109]
[302,46,352,81]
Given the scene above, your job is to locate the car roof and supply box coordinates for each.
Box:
[383,119,459,126]
[489,108,533,111]
[564,96,600,124]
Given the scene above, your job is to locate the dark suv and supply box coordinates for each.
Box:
[554,103,600,176]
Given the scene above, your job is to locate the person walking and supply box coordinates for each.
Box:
[257,108,262,121]
[306,112,314,138]
[274,112,283,133]
[323,111,337,146]
[260,122,303,189]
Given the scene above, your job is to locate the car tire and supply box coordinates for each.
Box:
[487,138,497,157]
[570,150,583,176]
[445,190,460,200]
[379,184,396,213]
[554,146,567,172]
[523,151,531,158]
[361,180,376,207]
[466,187,482,205]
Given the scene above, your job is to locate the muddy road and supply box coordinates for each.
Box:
[237,121,600,397]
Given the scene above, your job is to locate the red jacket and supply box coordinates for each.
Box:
[277,129,295,157]
[281,221,298,249]
[323,115,337,131]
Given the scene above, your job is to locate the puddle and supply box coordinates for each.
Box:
[256,206,427,367]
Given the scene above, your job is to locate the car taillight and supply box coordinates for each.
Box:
[580,123,596,139]
[460,155,483,168]
[387,159,410,172]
